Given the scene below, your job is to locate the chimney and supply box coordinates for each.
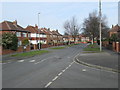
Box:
[48,28,50,31]
[35,24,38,29]
[112,25,114,28]
[13,20,17,25]
[56,29,58,32]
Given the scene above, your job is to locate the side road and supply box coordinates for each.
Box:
[75,48,119,73]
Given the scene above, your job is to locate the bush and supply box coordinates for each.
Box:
[22,39,29,46]
[2,33,18,51]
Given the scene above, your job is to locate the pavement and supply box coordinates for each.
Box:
[76,47,119,73]
[2,44,118,88]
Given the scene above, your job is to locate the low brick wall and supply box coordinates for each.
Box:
[1,46,30,55]
[102,41,109,47]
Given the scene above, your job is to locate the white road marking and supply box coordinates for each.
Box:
[52,76,58,81]
[45,82,52,88]
[18,60,24,62]
[62,69,65,72]
[44,61,74,88]
[29,60,35,62]
[58,72,62,76]
[35,56,56,64]
[82,69,87,72]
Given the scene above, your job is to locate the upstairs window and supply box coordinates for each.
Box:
[22,33,27,37]
[16,32,21,37]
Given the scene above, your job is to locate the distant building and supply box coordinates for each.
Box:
[108,24,120,37]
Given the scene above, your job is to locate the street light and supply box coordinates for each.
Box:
[99,0,102,51]
[38,13,41,50]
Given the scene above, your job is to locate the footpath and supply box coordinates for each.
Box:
[75,48,120,73]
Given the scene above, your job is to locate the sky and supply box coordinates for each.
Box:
[1,1,118,34]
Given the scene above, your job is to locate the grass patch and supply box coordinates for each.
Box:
[65,43,79,47]
[84,44,100,52]
[11,50,49,57]
[50,47,65,49]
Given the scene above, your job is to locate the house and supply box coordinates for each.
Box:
[41,28,53,46]
[25,25,47,50]
[63,35,75,44]
[55,30,63,45]
[0,20,31,55]
[108,24,120,37]
[52,30,59,46]
[79,34,90,42]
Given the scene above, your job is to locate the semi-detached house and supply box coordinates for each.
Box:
[0,20,31,55]
[25,25,47,50]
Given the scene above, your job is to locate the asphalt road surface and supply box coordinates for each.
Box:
[2,44,118,88]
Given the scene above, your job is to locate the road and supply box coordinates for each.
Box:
[2,44,118,88]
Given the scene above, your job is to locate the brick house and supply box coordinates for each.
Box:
[25,25,47,50]
[0,20,31,55]
[55,30,63,45]
[63,35,80,43]
[52,30,59,46]
[108,24,120,37]
[41,28,53,46]
[79,34,90,42]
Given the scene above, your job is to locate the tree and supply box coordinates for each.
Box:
[2,33,18,51]
[82,11,109,44]
[63,16,81,44]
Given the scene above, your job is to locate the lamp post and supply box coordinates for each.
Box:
[38,13,41,50]
[99,0,102,51]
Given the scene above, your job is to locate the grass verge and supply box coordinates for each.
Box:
[83,44,100,52]
[11,50,49,57]
[50,47,65,49]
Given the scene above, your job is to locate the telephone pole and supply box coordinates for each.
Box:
[99,0,102,51]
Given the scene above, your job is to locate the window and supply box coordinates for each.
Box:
[16,32,21,37]
[22,33,27,37]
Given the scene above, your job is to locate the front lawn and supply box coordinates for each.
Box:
[11,50,49,57]
[84,44,100,52]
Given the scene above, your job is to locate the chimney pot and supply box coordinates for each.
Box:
[13,20,17,25]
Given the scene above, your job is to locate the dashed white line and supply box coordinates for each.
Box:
[45,82,52,88]
[18,60,24,62]
[34,56,56,64]
[62,69,65,72]
[58,72,62,76]
[82,69,87,72]
[52,76,58,81]
[44,61,74,88]
[29,60,35,62]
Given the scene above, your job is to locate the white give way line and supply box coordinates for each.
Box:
[34,56,57,64]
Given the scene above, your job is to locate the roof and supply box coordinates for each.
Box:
[41,28,53,35]
[0,21,30,32]
[26,26,38,33]
[26,26,46,34]
[108,24,120,32]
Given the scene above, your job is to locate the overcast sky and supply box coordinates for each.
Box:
[1,1,118,34]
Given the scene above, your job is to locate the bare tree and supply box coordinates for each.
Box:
[82,11,109,44]
[64,16,81,44]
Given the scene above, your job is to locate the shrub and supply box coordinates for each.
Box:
[2,33,18,51]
